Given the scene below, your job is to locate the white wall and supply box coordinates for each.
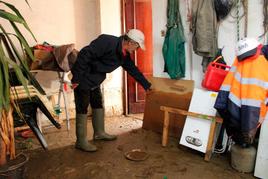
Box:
[1,0,123,117]
[2,0,265,118]
[1,0,102,119]
[152,0,265,88]
[2,0,100,49]
[151,0,169,79]
[99,0,123,117]
[218,0,264,66]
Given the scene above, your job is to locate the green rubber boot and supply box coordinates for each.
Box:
[75,114,97,152]
[92,108,117,141]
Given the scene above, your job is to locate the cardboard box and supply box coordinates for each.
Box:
[143,77,194,137]
[30,49,56,70]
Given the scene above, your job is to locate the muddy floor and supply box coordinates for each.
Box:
[17,115,255,179]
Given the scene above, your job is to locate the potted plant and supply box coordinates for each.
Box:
[0,0,40,175]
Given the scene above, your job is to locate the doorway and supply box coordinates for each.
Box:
[122,0,153,114]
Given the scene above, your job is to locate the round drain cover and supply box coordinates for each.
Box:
[124,149,149,161]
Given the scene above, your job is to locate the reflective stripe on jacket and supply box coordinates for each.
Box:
[214,46,268,133]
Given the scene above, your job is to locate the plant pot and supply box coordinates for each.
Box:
[0,153,29,179]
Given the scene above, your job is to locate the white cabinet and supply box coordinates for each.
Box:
[254,118,268,178]
[180,88,218,153]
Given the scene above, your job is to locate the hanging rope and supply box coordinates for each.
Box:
[261,0,268,41]
[185,0,193,80]
[236,0,241,41]
[242,0,248,38]
[235,0,249,40]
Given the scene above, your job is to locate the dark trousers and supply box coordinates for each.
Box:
[74,86,103,114]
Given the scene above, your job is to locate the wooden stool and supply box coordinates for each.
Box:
[160,106,223,161]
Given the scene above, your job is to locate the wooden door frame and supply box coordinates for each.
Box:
[121,0,152,115]
[121,0,140,115]
[121,0,127,115]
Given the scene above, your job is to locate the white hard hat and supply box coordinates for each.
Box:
[236,38,260,61]
[126,29,145,50]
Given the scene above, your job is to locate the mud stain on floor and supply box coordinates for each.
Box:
[20,116,255,179]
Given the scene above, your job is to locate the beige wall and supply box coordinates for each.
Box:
[74,0,101,49]
[1,0,100,49]
[1,0,124,119]
[1,0,100,119]
[99,0,123,117]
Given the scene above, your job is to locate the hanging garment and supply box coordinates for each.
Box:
[30,44,78,72]
[192,0,218,58]
[214,0,234,21]
[201,48,226,73]
[162,0,185,79]
[53,44,78,72]
[214,45,268,145]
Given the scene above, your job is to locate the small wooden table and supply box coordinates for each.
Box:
[160,106,223,161]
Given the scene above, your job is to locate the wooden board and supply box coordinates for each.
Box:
[142,77,194,137]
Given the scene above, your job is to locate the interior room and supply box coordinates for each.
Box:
[0,0,267,178]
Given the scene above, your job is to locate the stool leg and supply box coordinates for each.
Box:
[33,96,61,129]
[36,109,42,133]
[62,84,70,131]
[162,111,170,147]
[57,72,70,131]
[26,116,48,150]
[205,119,217,161]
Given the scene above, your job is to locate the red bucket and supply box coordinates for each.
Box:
[202,56,231,92]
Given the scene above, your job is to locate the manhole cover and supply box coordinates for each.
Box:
[124,149,149,161]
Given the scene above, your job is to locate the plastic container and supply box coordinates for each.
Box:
[201,56,231,92]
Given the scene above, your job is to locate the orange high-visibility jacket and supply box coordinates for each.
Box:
[214,46,268,136]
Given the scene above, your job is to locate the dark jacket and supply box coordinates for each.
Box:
[71,34,151,90]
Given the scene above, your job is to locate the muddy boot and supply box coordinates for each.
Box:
[75,114,97,152]
[92,108,117,141]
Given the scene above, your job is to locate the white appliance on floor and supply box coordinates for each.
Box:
[254,118,268,178]
[180,88,218,153]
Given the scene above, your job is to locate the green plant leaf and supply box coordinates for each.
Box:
[0,41,8,110]
[0,33,30,104]
[0,0,39,164]
[5,56,30,96]
[0,33,16,62]
[0,26,45,95]
[24,0,30,8]
[0,25,30,70]
[0,25,25,67]
[0,40,30,110]
[2,57,10,110]
[10,22,34,61]
[0,10,24,23]
[0,61,4,110]
[0,1,36,41]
